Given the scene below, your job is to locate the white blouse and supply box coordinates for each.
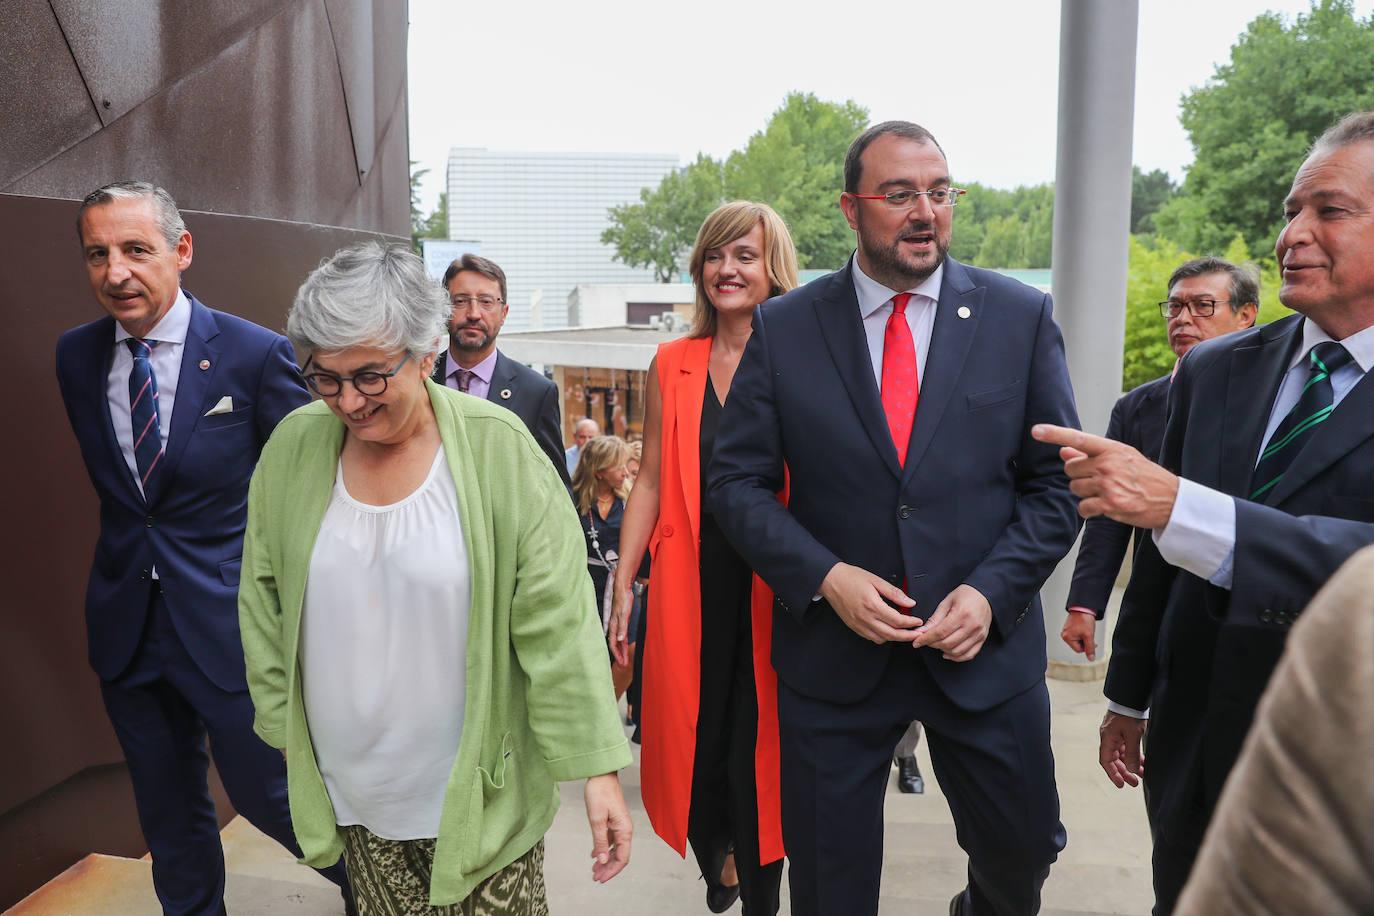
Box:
[299,446,470,840]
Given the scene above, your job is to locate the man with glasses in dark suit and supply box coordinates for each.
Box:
[1061,258,1257,660]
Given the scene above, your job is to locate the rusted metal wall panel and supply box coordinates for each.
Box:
[0,0,409,905]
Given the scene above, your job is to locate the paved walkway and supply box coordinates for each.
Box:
[14,627,1157,915]
[542,673,1153,915]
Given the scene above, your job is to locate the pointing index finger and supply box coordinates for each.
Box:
[1031,424,1108,455]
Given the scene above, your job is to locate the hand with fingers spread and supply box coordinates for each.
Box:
[585,773,633,882]
[1031,424,1180,529]
[1061,611,1098,660]
[1099,710,1146,788]
[818,562,921,643]
[912,584,992,661]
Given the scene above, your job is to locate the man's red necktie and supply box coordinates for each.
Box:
[880,293,919,465]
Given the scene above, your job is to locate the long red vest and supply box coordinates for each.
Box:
[640,335,784,865]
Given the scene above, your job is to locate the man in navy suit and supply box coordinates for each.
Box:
[432,253,571,489]
[55,181,346,915]
[1035,111,1374,913]
[709,122,1081,916]
[1061,258,1257,660]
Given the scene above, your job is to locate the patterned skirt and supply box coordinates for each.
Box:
[341,826,549,916]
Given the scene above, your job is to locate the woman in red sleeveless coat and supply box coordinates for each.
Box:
[610,201,798,914]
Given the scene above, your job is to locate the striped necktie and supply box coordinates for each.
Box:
[1250,340,1353,502]
[126,337,165,491]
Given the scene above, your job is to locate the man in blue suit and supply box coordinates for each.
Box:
[708,122,1081,915]
[1035,111,1374,913]
[1061,258,1257,660]
[55,181,347,915]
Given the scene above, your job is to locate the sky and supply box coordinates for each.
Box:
[406,0,1373,214]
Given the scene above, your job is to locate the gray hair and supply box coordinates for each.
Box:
[78,180,187,249]
[288,241,449,362]
[1309,110,1374,159]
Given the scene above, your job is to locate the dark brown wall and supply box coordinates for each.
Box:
[0,0,409,906]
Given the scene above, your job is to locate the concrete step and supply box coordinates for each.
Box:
[6,819,344,916]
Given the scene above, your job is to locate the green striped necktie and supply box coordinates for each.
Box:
[1250,340,1353,502]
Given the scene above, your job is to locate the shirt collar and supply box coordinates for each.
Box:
[1293,317,1374,373]
[446,346,499,384]
[112,289,191,345]
[851,254,944,320]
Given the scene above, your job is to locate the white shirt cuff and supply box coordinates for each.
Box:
[1107,701,1148,719]
[1153,477,1236,587]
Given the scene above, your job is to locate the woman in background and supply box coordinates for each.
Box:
[573,435,633,626]
[609,201,798,914]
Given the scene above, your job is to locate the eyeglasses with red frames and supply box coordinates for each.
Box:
[850,187,967,209]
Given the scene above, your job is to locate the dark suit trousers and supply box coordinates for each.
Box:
[100,588,346,916]
[778,649,1064,916]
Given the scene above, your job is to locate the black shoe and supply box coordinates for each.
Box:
[704,845,740,913]
[895,754,925,794]
[949,888,968,915]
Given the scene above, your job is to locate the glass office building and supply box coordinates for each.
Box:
[446,148,680,329]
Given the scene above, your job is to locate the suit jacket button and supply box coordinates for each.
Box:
[1259,609,1273,624]
[898,505,912,519]
[145,516,155,528]
[661,524,674,537]
[139,570,150,581]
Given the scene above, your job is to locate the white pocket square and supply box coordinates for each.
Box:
[205,396,234,416]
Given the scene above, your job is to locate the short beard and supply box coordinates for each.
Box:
[860,228,948,287]
[450,327,492,352]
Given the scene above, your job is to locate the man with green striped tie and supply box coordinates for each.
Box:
[1033,109,1374,915]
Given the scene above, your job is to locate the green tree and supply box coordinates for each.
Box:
[1130,166,1179,235]
[724,92,869,270]
[603,93,867,278]
[601,154,724,282]
[975,215,1026,268]
[1154,0,1374,258]
[409,162,429,252]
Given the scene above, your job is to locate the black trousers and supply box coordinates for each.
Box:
[778,649,1065,916]
[688,516,783,915]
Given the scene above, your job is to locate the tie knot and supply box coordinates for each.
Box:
[891,293,913,315]
[1308,341,1353,377]
[125,337,154,357]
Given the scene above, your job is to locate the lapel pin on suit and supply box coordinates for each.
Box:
[957,306,972,319]
[199,359,211,369]
[500,388,512,400]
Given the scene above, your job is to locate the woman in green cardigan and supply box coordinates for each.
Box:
[238,242,633,914]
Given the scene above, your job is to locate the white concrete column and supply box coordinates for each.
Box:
[1043,0,1139,672]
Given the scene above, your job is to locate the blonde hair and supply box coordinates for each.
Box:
[572,435,631,515]
[687,201,800,339]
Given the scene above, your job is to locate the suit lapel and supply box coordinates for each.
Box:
[83,319,146,505]
[904,261,981,477]
[1218,317,1301,496]
[675,337,711,546]
[485,351,518,405]
[812,265,903,479]
[1269,347,1374,506]
[151,295,220,505]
